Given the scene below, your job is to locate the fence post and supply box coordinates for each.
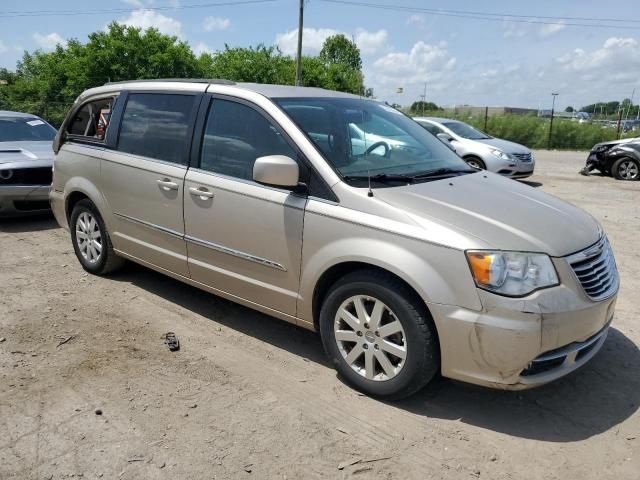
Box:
[616,109,623,139]
[484,106,488,131]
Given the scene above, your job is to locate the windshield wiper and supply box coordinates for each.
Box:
[343,173,415,184]
[412,168,476,179]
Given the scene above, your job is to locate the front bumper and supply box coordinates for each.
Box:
[430,262,617,389]
[485,155,535,179]
[0,185,51,217]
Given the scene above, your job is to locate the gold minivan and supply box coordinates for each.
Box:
[50,80,618,399]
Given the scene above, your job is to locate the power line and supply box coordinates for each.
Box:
[319,0,640,30]
[0,0,277,18]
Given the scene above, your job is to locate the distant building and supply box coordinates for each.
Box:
[441,106,538,117]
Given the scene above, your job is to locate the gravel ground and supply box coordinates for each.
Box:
[1,150,639,479]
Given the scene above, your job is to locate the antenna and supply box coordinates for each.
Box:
[367,169,374,197]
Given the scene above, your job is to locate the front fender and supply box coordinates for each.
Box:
[297,209,482,324]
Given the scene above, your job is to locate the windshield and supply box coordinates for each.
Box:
[0,117,56,142]
[276,98,471,183]
[442,121,491,140]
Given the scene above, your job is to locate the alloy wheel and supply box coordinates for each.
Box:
[618,160,639,180]
[333,295,407,381]
[75,211,103,264]
[466,159,483,170]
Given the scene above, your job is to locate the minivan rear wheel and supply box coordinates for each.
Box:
[319,270,439,400]
[70,199,124,275]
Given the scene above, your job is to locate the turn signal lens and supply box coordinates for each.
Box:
[466,250,558,296]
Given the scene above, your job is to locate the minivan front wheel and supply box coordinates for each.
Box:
[320,270,439,400]
[70,199,124,275]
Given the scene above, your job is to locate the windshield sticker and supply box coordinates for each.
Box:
[27,119,45,126]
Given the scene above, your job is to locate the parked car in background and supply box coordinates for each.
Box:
[51,80,617,399]
[581,136,640,181]
[414,117,535,179]
[0,111,56,217]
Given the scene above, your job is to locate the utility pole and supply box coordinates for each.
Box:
[295,0,304,86]
[422,82,427,115]
[547,92,558,149]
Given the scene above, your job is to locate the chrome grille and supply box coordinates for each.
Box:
[512,153,532,162]
[566,236,618,301]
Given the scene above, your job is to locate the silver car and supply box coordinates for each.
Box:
[50,81,617,399]
[0,111,56,217]
[414,117,535,179]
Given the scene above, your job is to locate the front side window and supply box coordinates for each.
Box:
[277,98,472,185]
[67,97,114,141]
[200,99,297,181]
[118,93,195,164]
[418,122,444,136]
[0,116,56,142]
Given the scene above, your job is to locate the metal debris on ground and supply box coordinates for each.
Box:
[164,332,180,351]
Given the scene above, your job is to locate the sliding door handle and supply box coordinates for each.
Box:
[189,186,214,199]
[157,178,179,191]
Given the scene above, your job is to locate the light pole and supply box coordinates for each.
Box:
[295,0,304,86]
[548,92,559,149]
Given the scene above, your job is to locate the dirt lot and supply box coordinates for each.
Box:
[1,150,639,480]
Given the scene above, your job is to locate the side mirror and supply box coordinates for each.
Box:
[253,155,299,189]
[437,132,454,143]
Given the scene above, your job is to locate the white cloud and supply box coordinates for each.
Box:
[33,32,67,50]
[193,42,212,55]
[355,28,387,55]
[502,19,527,38]
[0,41,8,54]
[121,0,145,6]
[275,27,388,56]
[407,14,426,25]
[275,27,341,55]
[203,16,230,31]
[118,9,182,37]
[540,22,566,37]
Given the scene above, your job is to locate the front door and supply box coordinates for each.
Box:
[183,97,306,315]
[101,92,200,276]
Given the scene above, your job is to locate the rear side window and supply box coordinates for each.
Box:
[67,97,114,141]
[199,99,297,181]
[118,93,195,164]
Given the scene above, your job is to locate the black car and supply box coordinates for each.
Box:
[581,137,640,181]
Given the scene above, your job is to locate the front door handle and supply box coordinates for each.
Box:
[189,186,214,199]
[157,178,179,191]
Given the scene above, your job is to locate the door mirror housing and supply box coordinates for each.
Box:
[437,132,454,143]
[253,155,300,189]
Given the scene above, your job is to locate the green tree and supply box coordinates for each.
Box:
[410,101,440,113]
[565,106,574,112]
[319,34,362,71]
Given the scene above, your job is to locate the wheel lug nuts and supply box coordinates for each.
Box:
[374,344,379,350]
[364,323,369,329]
[356,331,363,337]
[363,344,368,349]
[375,331,380,337]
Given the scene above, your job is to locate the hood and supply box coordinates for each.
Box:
[475,137,530,154]
[592,137,639,150]
[0,141,54,166]
[374,172,600,257]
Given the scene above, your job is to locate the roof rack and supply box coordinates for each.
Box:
[104,78,236,86]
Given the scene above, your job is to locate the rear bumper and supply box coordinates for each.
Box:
[0,185,51,217]
[431,283,617,390]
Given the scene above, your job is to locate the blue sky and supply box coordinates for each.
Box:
[1,0,639,110]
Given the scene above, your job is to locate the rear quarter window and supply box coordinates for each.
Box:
[117,93,195,165]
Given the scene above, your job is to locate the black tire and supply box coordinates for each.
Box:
[70,199,125,275]
[464,156,486,170]
[319,269,439,400]
[611,157,640,181]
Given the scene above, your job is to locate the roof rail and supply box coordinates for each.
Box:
[104,78,236,86]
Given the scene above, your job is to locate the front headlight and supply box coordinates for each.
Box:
[466,250,559,296]
[490,149,511,160]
